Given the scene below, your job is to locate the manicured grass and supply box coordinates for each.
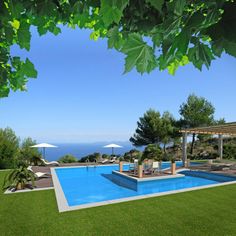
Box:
[0,171,236,236]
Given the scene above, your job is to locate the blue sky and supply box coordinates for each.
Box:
[0,26,235,143]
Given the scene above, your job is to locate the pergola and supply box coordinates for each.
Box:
[180,122,236,166]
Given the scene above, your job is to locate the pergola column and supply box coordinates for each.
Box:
[182,132,187,167]
[218,134,223,159]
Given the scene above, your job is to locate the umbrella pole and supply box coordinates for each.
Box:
[43,147,46,159]
[112,147,114,156]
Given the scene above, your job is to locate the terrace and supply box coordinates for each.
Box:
[2,124,236,234]
[1,170,236,235]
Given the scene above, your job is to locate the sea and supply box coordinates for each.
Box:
[43,142,144,161]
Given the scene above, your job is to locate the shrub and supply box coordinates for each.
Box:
[18,138,42,165]
[80,153,103,163]
[102,154,109,159]
[58,154,78,163]
[223,144,236,159]
[0,127,19,169]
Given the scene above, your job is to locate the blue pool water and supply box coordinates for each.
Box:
[55,162,235,207]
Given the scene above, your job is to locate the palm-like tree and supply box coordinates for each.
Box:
[3,166,35,191]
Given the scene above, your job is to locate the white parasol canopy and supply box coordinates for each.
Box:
[103,143,122,156]
[31,143,57,159]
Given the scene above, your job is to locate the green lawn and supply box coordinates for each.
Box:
[0,171,236,236]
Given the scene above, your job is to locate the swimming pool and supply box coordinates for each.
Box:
[53,162,236,211]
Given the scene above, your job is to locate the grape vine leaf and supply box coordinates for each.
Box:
[100,0,129,26]
[122,33,157,74]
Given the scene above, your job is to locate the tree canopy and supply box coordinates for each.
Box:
[0,127,19,168]
[130,109,163,146]
[179,94,215,128]
[179,94,215,154]
[18,137,42,165]
[142,144,162,161]
[0,0,236,97]
[130,109,176,147]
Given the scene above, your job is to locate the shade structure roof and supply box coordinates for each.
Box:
[30,143,57,148]
[180,122,236,135]
[103,143,123,148]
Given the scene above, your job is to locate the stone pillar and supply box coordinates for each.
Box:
[119,161,123,173]
[138,165,143,178]
[182,132,187,167]
[171,162,176,175]
[218,134,223,160]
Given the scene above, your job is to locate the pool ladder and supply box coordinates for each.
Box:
[86,159,97,168]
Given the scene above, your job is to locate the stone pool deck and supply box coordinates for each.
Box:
[31,162,236,189]
[189,164,236,177]
[32,162,120,188]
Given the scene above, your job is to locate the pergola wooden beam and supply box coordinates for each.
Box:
[180,122,236,135]
[180,122,236,166]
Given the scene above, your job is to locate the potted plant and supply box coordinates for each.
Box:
[2,165,35,192]
[171,158,176,175]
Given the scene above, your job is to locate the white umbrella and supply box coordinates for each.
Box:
[30,143,57,159]
[103,143,122,156]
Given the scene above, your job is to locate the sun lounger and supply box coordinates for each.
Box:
[152,161,159,172]
[144,161,160,175]
[101,159,109,164]
[130,159,138,174]
[109,156,117,163]
[27,166,51,178]
[41,158,59,166]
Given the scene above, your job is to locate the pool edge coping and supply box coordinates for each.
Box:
[112,170,185,182]
[4,186,54,194]
[51,165,236,213]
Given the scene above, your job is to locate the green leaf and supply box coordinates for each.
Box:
[122,33,157,74]
[162,17,181,39]
[198,44,214,69]
[174,0,186,16]
[171,30,190,55]
[188,46,203,70]
[186,12,205,29]
[107,26,123,50]
[151,27,163,47]
[90,31,100,41]
[223,40,236,57]
[0,86,10,97]
[202,9,221,28]
[167,61,178,75]
[52,26,61,36]
[4,26,14,44]
[167,55,189,75]
[11,19,20,30]
[212,38,224,57]
[188,43,214,70]
[146,0,164,12]
[9,3,24,19]
[100,0,129,26]
[179,55,189,66]
[17,22,31,51]
[22,59,37,78]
